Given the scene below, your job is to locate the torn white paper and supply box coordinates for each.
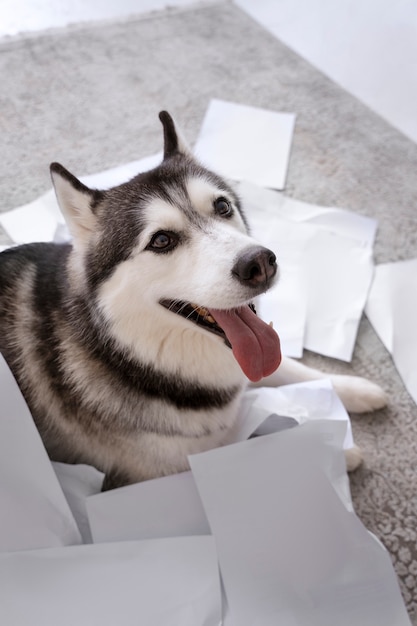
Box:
[302,228,374,360]
[239,182,377,361]
[238,181,377,246]
[365,257,417,404]
[189,422,411,626]
[0,354,82,551]
[246,379,355,450]
[194,99,295,189]
[0,536,222,626]
[53,462,104,543]
[87,470,210,544]
[0,189,63,244]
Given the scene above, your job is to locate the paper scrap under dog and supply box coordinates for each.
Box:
[87,470,210,544]
[194,99,295,189]
[0,354,82,552]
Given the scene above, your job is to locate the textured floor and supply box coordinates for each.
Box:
[0,2,416,620]
[2,1,417,145]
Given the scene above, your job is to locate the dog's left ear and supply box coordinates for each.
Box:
[159,111,192,160]
[50,163,103,246]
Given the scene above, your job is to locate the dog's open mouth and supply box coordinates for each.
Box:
[160,300,229,344]
[160,299,281,382]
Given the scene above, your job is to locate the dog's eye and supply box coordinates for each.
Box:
[214,197,233,217]
[147,231,178,253]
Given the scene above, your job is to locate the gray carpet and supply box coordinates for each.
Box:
[1,1,416,619]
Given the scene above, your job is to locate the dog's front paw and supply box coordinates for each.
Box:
[344,445,363,472]
[330,374,388,413]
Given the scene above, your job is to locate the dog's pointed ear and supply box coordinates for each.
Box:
[50,163,103,244]
[159,111,192,159]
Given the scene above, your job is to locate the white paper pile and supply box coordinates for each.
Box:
[0,354,411,625]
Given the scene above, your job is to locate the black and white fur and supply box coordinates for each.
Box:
[0,112,386,488]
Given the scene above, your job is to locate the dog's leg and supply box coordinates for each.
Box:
[344,446,364,472]
[253,356,387,414]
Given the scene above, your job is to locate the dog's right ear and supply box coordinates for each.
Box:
[50,163,103,245]
[159,111,192,160]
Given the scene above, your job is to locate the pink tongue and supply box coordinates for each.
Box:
[209,306,281,382]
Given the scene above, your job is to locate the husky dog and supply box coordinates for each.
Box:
[0,112,386,489]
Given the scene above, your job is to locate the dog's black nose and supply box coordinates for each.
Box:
[232,246,277,288]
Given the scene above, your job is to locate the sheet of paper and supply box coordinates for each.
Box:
[189,422,411,626]
[0,536,221,626]
[239,182,377,361]
[194,99,295,189]
[365,258,417,404]
[53,462,104,543]
[0,189,63,244]
[238,181,377,245]
[87,470,210,544]
[0,354,82,551]
[302,228,374,360]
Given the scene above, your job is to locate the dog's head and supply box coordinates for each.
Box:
[50,112,281,382]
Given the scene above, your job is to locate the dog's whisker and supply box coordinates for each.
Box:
[168,299,182,312]
[178,302,191,316]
